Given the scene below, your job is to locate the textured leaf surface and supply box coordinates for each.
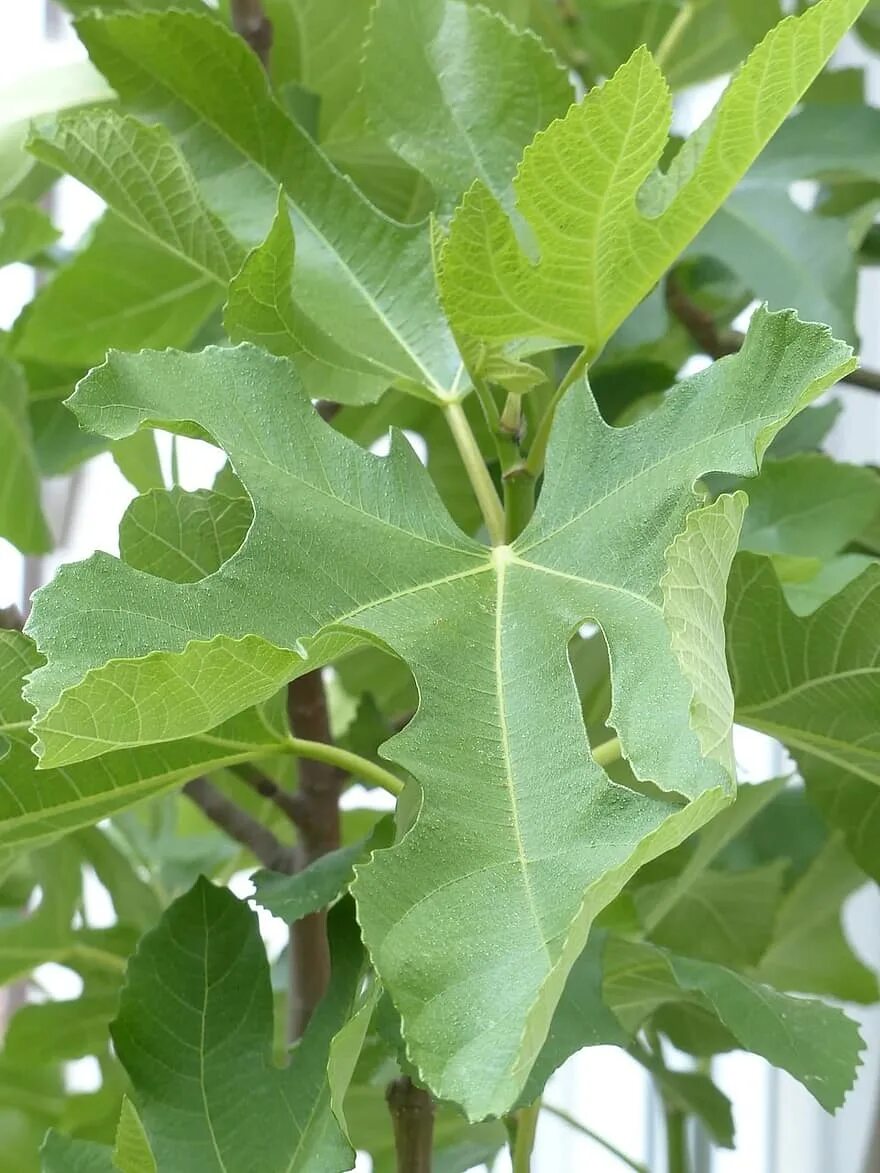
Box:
[0,357,51,553]
[112,883,363,1172]
[16,211,223,367]
[729,553,880,791]
[0,58,112,199]
[253,820,391,924]
[363,0,572,210]
[119,488,253,583]
[74,9,462,399]
[24,307,851,1115]
[439,0,867,354]
[736,454,880,560]
[0,631,290,851]
[604,938,864,1111]
[113,1099,157,1173]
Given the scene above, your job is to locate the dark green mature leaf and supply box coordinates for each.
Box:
[604,938,864,1111]
[729,553,880,793]
[72,9,462,400]
[363,0,573,210]
[518,932,628,1104]
[693,191,857,341]
[757,833,878,1003]
[0,200,59,267]
[738,455,880,560]
[119,489,252,583]
[0,357,51,553]
[112,883,364,1172]
[0,631,291,851]
[642,862,786,968]
[253,819,392,923]
[439,0,867,356]
[24,307,851,1116]
[652,1070,735,1149]
[42,1133,116,1173]
[766,401,841,459]
[15,213,223,367]
[728,555,880,881]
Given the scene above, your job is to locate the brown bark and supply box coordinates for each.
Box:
[386,1077,435,1173]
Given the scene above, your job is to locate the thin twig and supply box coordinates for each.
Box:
[286,670,345,1038]
[230,0,273,68]
[183,776,297,872]
[231,763,308,824]
[541,1104,649,1173]
[666,273,880,392]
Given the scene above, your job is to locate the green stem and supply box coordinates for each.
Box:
[665,1105,689,1173]
[286,736,405,797]
[525,348,589,478]
[508,1101,541,1173]
[654,3,694,71]
[444,401,506,545]
[540,1104,649,1173]
[592,735,621,768]
[502,469,535,542]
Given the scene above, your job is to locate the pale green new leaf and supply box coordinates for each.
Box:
[0,357,51,554]
[73,9,462,399]
[0,630,291,851]
[27,112,244,301]
[757,833,878,1003]
[113,1099,157,1173]
[111,883,363,1172]
[363,0,573,210]
[24,307,851,1116]
[439,0,867,355]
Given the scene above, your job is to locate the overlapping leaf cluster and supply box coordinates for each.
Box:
[0,0,878,1169]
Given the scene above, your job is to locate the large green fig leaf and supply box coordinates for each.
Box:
[111,883,364,1172]
[24,307,852,1116]
[68,9,462,401]
[0,631,291,851]
[728,553,880,882]
[439,0,868,357]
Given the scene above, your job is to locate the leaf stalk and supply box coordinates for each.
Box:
[444,401,507,544]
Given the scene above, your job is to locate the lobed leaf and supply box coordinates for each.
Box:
[23,306,852,1116]
[439,0,868,356]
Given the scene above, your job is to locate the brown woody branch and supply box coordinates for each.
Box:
[183,776,297,873]
[386,1078,435,1173]
[285,670,345,1038]
[666,273,880,393]
[230,0,273,68]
